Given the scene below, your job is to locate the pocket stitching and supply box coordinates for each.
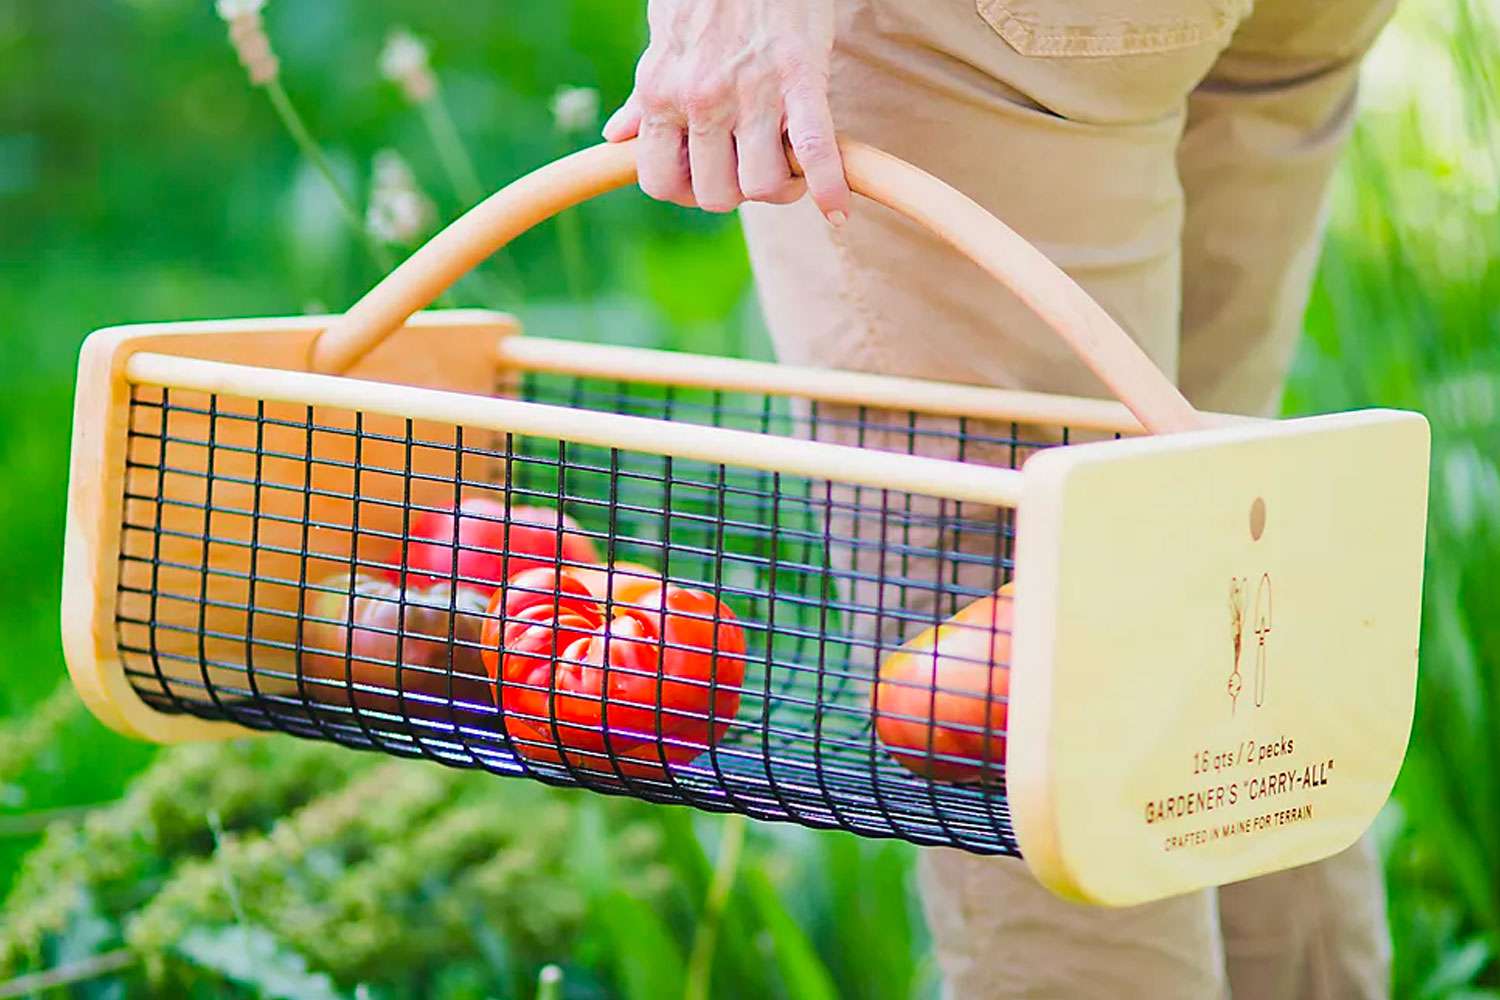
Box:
[978,0,1244,57]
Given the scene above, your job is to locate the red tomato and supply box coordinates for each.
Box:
[480,568,746,776]
[402,499,601,595]
[873,582,1013,784]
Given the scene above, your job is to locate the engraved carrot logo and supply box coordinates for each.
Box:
[1228,577,1247,715]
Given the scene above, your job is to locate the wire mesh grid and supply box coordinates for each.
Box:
[112,364,1093,854]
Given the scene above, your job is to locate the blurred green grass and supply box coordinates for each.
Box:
[1,0,1497,996]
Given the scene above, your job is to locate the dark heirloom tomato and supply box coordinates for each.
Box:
[480,567,746,775]
[300,573,494,729]
[402,499,601,595]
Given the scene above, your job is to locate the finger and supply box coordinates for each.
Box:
[784,85,851,225]
[735,116,806,205]
[687,126,742,213]
[636,116,695,207]
[602,93,644,142]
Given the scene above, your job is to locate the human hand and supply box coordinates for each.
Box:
[602,0,851,225]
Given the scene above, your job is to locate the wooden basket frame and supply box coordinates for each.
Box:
[64,309,1161,744]
[60,139,1430,906]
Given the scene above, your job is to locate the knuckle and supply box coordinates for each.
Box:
[683,84,732,121]
[634,64,680,114]
[790,130,837,164]
[737,65,781,101]
[638,170,685,203]
[739,175,786,202]
[771,43,815,82]
[637,87,674,114]
[686,116,723,139]
[638,111,682,137]
[681,93,713,120]
[694,180,742,214]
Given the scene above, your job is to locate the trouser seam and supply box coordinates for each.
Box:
[826,218,895,372]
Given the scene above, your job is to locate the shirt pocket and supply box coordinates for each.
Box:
[976,0,1251,57]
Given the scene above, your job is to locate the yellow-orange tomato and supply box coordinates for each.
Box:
[572,561,662,608]
[873,582,1014,784]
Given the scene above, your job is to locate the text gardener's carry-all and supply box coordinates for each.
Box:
[61,139,1429,905]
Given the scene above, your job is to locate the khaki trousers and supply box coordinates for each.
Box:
[739,0,1396,996]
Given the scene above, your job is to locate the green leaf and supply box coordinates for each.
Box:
[741,868,839,1000]
[175,924,347,1000]
[637,222,752,329]
[592,891,685,1000]
[1418,936,1494,999]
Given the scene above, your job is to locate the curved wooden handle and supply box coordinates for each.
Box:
[312,138,1205,435]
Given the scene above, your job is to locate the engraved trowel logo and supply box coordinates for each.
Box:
[1228,577,1246,715]
[1253,572,1272,708]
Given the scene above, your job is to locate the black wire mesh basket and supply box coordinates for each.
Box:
[62,140,1430,905]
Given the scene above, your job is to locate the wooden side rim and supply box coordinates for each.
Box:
[59,312,518,744]
[496,336,1183,435]
[122,352,1028,509]
[1008,409,1430,905]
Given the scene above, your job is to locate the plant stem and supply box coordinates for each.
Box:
[535,963,564,1000]
[0,802,113,838]
[552,140,602,340]
[420,94,525,302]
[420,96,484,206]
[264,80,394,274]
[423,96,528,302]
[683,815,747,1000]
[0,949,135,999]
[0,681,80,786]
[207,808,248,926]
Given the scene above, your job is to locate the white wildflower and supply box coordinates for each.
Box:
[216,0,277,85]
[550,86,600,135]
[366,149,435,245]
[215,0,265,19]
[380,28,436,104]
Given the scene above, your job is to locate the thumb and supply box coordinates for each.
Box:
[602,94,644,142]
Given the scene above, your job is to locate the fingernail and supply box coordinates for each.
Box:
[827,210,847,228]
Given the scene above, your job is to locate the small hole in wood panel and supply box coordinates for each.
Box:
[1250,497,1266,541]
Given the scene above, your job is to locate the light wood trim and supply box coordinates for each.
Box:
[836,143,1203,434]
[312,139,1206,436]
[63,336,263,742]
[75,309,515,355]
[60,313,517,743]
[126,352,1026,508]
[1009,409,1429,904]
[311,142,639,375]
[498,336,1151,435]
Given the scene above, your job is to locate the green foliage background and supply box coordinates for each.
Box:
[1,0,1497,996]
